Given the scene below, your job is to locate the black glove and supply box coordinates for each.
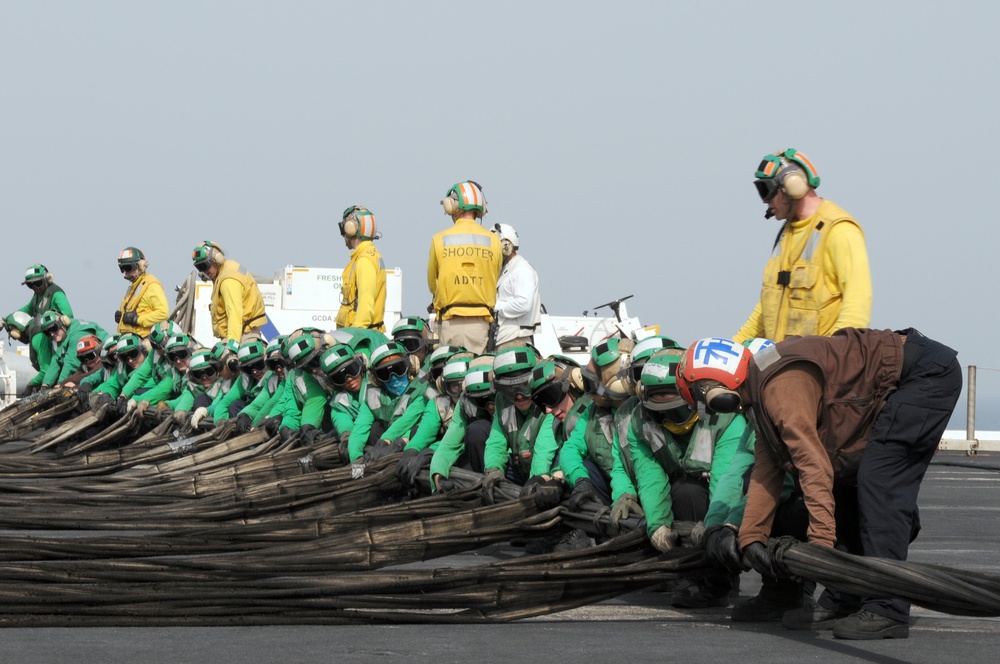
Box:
[519,475,546,499]
[566,477,597,511]
[234,413,253,433]
[94,391,114,411]
[115,395,130,414]
[338,437,351,464]
[299,424,319,446]
[704,525,744,574]
[122,311,139,326]
[262,416,282,437]
[742,541,777,581]
[278,426,297,444]
[481,468,505,505]
[114,311,122,323]
[77,382,94,407]
[388,437,407,454]
[395,448,422,486]
[22,383,40,397]
[363,442,398,463]
[437,478,457,493]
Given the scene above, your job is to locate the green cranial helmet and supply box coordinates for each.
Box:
[370,341,407,369]
[623,335,683,395]
[266,335,286,358]
[3,311,33,340]
[530,355,580,393]
[115,333,143,357]
[38,311,67,335]
[319,344,358,375]
[101,334,121,366]
[212,339,240,362]
[282,333,322,370]
[22,264,50,286]
[639,349,698,434]
[440,358,471,398]
[427,344,466,381]
[464,368,494,397]
[237,340,266,365]
[492,345,538,383]
[392,316,427,338]
[188,349,221,380]
[118,247,145,266]
[165,334,192,354]
[148,321,180,349]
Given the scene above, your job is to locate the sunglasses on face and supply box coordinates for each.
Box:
[328,358,364,387]
[78,351,100,364]
[167,349,191,362]
[119,264,137,274]
[372,360,408,383]
[531,382,567,410]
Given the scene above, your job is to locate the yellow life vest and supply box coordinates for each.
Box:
[427,220,502,320]
[336,241,387,331]
[211,259,266,340]
[759,200,863,340]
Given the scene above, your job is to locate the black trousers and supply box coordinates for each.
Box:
[821,329,962,622]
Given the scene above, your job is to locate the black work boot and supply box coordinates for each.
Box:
[731,578,805,623]
[832,610,909,640]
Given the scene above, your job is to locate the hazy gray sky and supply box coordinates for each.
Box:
[2,2,998,426]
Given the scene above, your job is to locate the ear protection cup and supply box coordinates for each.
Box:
[442,196,460,217]
[137,259,148,273]
[704,385,742,413]
[568,366,585,393]
[199,242,226,266]
[141,338,152,355]
[781,170,809,200]
[58,314,71,328]
[8,328,21,341]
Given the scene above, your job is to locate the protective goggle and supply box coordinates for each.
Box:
[193,260,212,273]
[41,322,61,336]
[24,280,45,289]
[395,336,424,354]
[754,178,781,202]
[265,355,285,371]
[241,359,266,375]
[119,263,138,274]
[327,358,364,387]
[78,350,100,364]
[167,348,191,362]
[189,366,218,382]
[495,377,532,400]
[372,359,408,384]
[225,357,240,373]
[442,380,464,399]
[531,381,568,410]
[642,386,686,412]
[118,347,142,363]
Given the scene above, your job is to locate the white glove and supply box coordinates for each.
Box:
[135,400,150,416]
[350,460,366,480]
[689,521,707,548]
[651,525,677,553]
[125,399,139,414]
[190,407,210,428]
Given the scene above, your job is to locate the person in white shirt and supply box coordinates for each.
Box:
[491,223,541,350]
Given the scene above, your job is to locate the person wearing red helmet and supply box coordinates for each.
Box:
[677,330,962,640]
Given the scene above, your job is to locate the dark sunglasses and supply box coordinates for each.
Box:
[78,351,100,364]
[531,382,568,410]
[119,264,138,274]
[328,358,364,387]
[372,360,408,383]
[167,349,191,362]
[241,359,266,375]
[118,348,142,362]
[396,337,423,354]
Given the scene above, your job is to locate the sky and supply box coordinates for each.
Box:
[2,2,998,427]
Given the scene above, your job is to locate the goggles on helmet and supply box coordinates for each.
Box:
[41,321,61,336]
[118,347,142,363]
[265,355,284,372]
[494,374,532,400]
[396,336,424,355]
[189,365,218,382]
[754,178,781,202]
[193,259,212,273]
[241,359,266,376]
[327,357,364,387]
[119,263,138,274]
[468,393,494,409]
[372,359,408,383]
[531,381,568,410]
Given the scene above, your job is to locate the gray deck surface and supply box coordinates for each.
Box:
[3,453,1000,663]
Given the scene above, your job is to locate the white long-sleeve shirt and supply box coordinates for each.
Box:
[494,254,542,345]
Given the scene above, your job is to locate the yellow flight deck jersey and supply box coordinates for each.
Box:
[336,240,387,331]
[734,199,872,343]
[117,273,169,337]
[427,219,503,321]
[211,259,266,342]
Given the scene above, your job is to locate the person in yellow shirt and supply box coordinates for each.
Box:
[191,241,266,344]
[114,247,169,338]
[734,148,872,343]
[335,205,387,332]
[427,180,502,354]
